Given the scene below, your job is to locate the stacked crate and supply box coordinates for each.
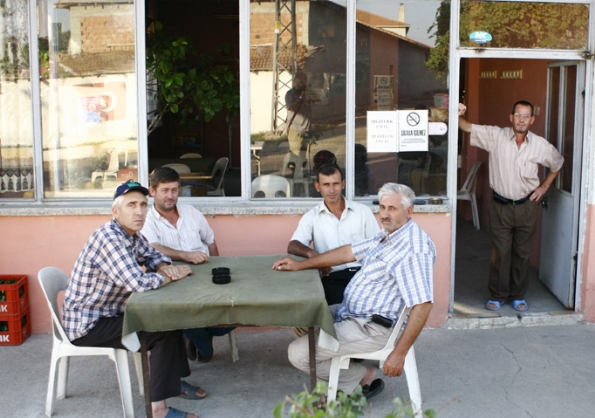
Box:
[0,275,31,346]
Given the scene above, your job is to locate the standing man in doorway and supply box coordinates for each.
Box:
[288,163,379,307]
[458,101,564,312]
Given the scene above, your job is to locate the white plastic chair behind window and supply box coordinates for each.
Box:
[327,306,423,416]
[162,163,191,174]
[457,161,482,230]
[38,267,142,418]
[207,157,229,196]
[251,175,291,198]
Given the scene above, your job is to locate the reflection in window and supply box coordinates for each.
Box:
[250,0,347,198]
[356,0,448,197]
[460,1,589,50]
[0,0,33,198]
[39,0,138,198]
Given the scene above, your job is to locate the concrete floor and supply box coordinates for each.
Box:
[4,322,595,418]
[453,217,570,316]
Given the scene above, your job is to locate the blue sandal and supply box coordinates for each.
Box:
[179,380,207,400]
[165,407,190,418]
[485,300,502,311]
[511,299,529,312]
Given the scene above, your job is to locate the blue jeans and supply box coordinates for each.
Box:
[183,327,235,357]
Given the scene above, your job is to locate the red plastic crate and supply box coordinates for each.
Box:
[0,275,28,315]
[0,305,31,346]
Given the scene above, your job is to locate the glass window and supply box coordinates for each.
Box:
[146,0,240,197]
[355,0,448,197]
[249,0,348,198]
[460,1,589,50]
[0,0,34,199]
[39,0,138,198]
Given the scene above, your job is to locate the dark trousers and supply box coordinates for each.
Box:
[321,268,360,305]
[183,327,235,357]
[72,315,190,402]
[488,199,538,302]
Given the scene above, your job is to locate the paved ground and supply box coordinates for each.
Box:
[4,322,595,418]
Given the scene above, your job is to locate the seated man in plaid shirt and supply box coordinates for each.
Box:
[62,180,202,418]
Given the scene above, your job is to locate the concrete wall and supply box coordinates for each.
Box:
[0,211,452,335]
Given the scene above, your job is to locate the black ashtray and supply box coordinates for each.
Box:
[212,267,230,276]
[212,275,231,285]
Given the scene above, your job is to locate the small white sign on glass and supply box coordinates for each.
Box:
[367,111,398,153]
[397,110,429,152]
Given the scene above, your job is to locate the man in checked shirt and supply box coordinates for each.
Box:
[62,180,201,418]
[273,183,434,401]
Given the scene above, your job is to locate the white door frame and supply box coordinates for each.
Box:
[447,0,595,313]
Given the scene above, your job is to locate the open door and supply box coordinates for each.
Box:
[539,62,584,309]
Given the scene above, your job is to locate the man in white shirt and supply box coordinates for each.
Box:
[458,101,564,312]
[141,167,233,362]
[288,163,380,306]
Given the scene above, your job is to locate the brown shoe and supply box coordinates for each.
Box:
[184,336,198,361]
[197,335,214,363]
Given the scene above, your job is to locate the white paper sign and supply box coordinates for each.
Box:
[367,111,398,153]
[398,110,429,152]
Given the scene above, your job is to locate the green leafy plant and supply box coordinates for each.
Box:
[146,22,240,135]
[274,382,436,418]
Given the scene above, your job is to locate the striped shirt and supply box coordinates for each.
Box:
[62,219,170,340]
[141,204,215,255]
[336,219,435,323]
[471,124,564,200]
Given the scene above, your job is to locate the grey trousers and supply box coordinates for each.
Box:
[288,305,391,393]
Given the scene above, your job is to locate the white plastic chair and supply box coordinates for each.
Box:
[162,163,191,174]
[207,157,229,196]
[179,153,202,158]
[457,161,482,230]
[251,175,291,198]
[91,150,120,183]
[38,267,142,418]
[327,307,423,416]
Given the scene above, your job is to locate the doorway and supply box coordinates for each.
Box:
[453,58,584,317]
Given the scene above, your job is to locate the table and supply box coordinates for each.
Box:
[251,141,264,176]
[122,255,338,417]
[179,172,212,182]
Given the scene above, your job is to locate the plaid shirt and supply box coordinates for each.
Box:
[62,219,171,340]
[336,219,435,323]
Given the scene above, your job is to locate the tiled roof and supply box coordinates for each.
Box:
[355,9,409,30]
[250,44,308,71]
[57,50,135,76]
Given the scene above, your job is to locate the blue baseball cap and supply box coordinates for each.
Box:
[114,180,149,199]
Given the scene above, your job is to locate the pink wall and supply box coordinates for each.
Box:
[1,212,451,335]
[580,205,595,322]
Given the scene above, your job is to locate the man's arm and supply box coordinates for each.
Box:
[531,169,560,202]
[458,103,472,133]
[155,263,192,286]
[272,244,355,271]
[150,243,209,265]
[208,240,219,256]
[288,239,331,277]
[382,301,433,377]
[288,239,318,258]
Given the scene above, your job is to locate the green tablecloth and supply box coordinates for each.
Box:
[122,255,338,351]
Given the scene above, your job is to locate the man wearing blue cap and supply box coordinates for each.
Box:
[62,180,202,418]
